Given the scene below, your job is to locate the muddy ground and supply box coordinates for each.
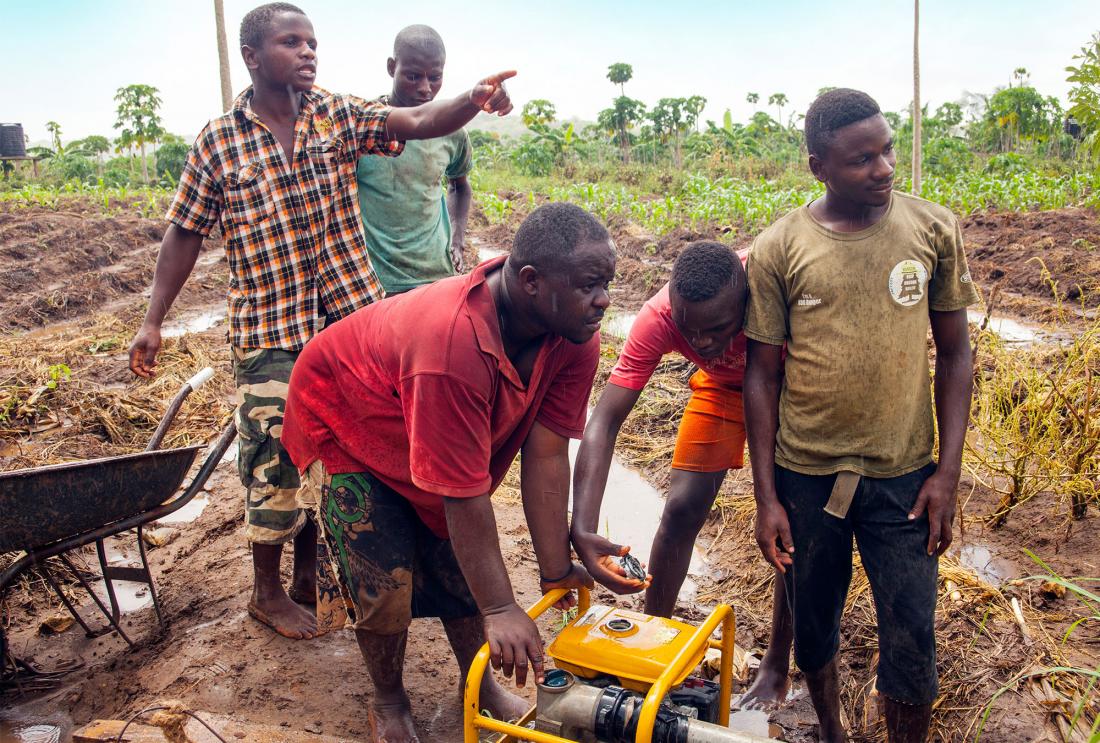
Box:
[2,200,1098,742]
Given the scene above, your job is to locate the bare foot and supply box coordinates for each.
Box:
[369,704,419,743]
[739,662,791,711]
[248,589,318,640]
[477,676,531,722]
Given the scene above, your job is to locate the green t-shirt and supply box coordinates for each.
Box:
[356,100,472,295]
[745,192,981,478]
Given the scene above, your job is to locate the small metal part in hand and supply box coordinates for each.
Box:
[619,553,647,582]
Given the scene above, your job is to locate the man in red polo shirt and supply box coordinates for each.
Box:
[282,203,613,742]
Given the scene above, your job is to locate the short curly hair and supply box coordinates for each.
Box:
[804,88,882,158]
[240,2,306,49]
[671,241,744,303]
[511,203,609,272]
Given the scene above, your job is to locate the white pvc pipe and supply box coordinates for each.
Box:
[186,367,216,391]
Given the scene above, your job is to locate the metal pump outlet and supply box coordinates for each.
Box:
[534,669,773,743]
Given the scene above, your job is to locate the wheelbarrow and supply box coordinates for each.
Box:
[0,368,237,690]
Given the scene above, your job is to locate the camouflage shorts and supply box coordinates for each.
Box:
[297,461,478,635]
[232,346,303,545]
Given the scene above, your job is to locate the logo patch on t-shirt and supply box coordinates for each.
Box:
[960,271,972,284]
[888,260,929,307]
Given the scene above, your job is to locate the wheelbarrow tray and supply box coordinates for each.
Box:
[0,445,203,554]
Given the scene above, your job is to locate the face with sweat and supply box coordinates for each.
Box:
[670,282,745,360]
[811,113,896,208]
[242,10,318,93]
[528,239,617,345]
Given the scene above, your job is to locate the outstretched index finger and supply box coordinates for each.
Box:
[484,70,518,87]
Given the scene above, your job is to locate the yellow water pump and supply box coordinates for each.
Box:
[463,587,777,743]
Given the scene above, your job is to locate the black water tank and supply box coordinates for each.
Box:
[0,123,26,157]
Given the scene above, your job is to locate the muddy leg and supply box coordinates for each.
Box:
[290,515,318,604]
[249,543,318,639]
[443,616,530,722]
[804,658,847,743]
[356,629,420,743]
[883,697,932,743]
[739,573,793,709]
[644,469,726,617]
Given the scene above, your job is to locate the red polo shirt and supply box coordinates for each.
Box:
[281,256,599,538]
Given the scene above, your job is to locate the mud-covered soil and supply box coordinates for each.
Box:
[961,208,1100,318]
[0,201,631,742]
[0,205,227,331]
[2,198,1097,742]
[1,461,572,741]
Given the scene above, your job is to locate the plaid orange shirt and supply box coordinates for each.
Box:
[166,86,404,350]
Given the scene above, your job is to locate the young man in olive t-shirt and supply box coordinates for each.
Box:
[744,89,979,743]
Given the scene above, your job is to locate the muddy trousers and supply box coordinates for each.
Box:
[776,462,939,706]
[297,461,479,635]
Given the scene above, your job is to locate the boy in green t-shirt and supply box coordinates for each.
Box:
[356,25,473,294]
[744,88,979,743]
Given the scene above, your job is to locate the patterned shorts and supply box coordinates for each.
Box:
[232,346,304,545]
[297,461,479,635]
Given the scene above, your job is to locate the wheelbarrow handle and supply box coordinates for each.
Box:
[145,367,217,452]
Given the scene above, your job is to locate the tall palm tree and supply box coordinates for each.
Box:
[912,0,922,195]
[214,0,234,112]
[768,93,788,126]
[46,121,63,154]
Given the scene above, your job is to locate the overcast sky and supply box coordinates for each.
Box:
[8,0,1097,144]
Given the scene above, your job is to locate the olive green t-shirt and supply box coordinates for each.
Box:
[745,192,981,477]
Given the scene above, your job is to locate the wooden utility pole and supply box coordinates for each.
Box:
[214,0,233,113]
[912,0,922,195]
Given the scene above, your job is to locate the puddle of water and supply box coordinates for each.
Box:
[478,246,507,262]
[102,537,130,565]
[0,722,64,743]
[162,308,226,338]
[967,309,1051,345]
[220,440,239,465]
[567,411,712,602]
[156,492,209,525]
[601,310,637,339]
[90,577,153,613]
[954,542,1019,585]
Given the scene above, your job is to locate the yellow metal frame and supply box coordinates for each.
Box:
[463,587,735,743]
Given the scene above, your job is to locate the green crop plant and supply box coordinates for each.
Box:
[0,182,173,214]
[478,193,514,224]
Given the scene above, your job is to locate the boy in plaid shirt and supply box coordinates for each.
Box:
[128,2,514,640]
